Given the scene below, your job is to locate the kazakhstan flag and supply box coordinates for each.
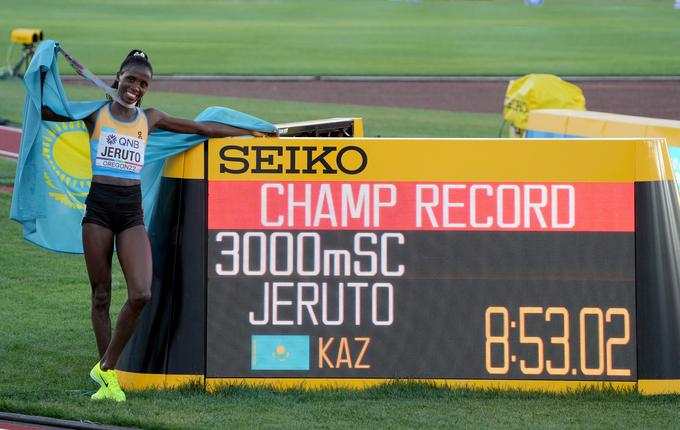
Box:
[10,40,277,253]
[251,335,310,371]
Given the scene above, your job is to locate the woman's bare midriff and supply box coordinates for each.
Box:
[92,175,141,186]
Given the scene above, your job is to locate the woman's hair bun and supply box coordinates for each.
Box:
[126,49,149,61]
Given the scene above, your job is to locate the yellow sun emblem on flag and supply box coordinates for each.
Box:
[42,121,91,209]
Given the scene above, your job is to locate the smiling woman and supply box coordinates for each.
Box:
[39,48,278,404]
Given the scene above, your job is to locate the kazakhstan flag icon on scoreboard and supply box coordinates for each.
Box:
[251,335,310,370]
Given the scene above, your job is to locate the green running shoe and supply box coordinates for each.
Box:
[90,362,105,388]
[91,386,110,401]
[89,362,126,402]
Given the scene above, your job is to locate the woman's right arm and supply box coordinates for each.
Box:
[41,106,95,135]
[41,106,73,122]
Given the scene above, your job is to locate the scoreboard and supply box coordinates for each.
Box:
[119,137,680,394]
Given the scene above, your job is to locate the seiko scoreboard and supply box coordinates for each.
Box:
[119,136,680,394]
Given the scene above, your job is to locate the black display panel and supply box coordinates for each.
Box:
[206,230,636,380]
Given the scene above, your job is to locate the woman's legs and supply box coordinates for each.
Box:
[82,223,115,359]
[98,224,152,371]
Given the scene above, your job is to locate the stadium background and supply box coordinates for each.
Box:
[2,0,680,429]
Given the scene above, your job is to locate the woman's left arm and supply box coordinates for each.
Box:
[145,108,276,137]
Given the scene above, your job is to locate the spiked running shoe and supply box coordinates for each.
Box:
[90,362,126,402]
[91,386,110,401]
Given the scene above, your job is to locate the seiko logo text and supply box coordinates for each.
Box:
[219,145,368,175]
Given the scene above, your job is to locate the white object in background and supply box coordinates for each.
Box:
[525,0,544,5]
[675,0,680,9]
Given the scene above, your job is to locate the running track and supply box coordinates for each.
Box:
[0,125,20,159]
[3,78,680,160]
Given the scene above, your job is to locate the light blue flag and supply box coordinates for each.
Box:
[251,335,310,371]
[668,147,680,185]
[10,40,277,253]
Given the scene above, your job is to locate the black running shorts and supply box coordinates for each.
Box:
[82,182,145,234]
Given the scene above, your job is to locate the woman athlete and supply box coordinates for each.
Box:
[42,50,273,402]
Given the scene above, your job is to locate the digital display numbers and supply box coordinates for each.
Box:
[485,306,632,378]
[205,140,637,382]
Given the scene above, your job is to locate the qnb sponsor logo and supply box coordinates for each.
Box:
[219,145,368,175]
[105,134,141,149]
[116,136,141,149]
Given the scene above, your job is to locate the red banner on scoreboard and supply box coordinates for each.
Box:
[208,181,634,232]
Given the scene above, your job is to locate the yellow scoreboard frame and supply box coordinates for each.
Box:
[117,137,680,395]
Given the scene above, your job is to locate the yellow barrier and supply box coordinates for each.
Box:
[527,109,680,148]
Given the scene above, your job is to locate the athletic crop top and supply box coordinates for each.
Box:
[90,103,149,180]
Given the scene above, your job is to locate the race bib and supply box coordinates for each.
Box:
[95,131,145,174]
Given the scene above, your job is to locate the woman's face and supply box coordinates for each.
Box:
[117,64,152,105]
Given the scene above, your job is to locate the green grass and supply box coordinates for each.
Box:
[1,0,679,76]
[0,158,15,186]
[0,79,502,138]
[2,184,680,430]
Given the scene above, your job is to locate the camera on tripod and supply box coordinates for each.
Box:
[11,28,43,46]
[1,28,44,79]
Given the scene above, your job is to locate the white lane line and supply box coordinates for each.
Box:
[0,149,18,159]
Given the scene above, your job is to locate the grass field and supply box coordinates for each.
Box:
[0,157,680,428]
[1,0,679,76]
